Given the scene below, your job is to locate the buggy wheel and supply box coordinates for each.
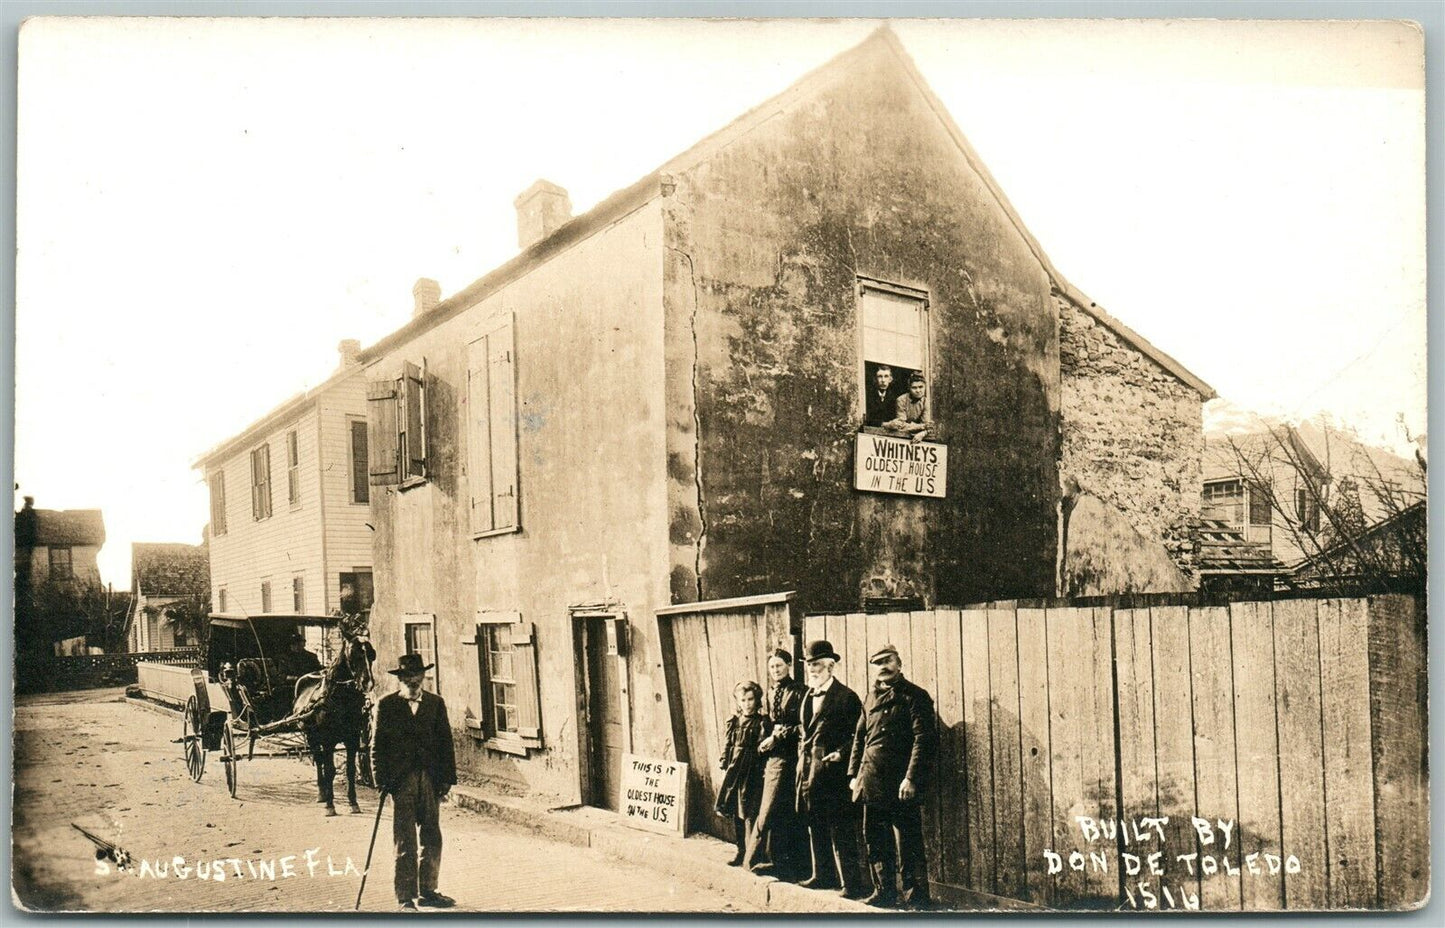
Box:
[183,696,206,782]
[222,723,239,798]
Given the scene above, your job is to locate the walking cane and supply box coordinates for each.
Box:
[355,792,388,911]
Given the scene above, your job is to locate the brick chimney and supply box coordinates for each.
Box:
[514,180,572,250]
[412,278,441,318]
[337,339,361,369]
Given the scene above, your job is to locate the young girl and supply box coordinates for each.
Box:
[715,680,772,866]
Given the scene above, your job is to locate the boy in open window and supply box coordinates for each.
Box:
[864,365,898,427]
[883,374,931,442]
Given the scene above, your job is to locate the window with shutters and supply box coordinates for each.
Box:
[367,360,428,489]
[250,444,273,520]
[465,313,519,537]
[460,612,543,754]
[286,430,301,507]
[209,471,227,535]
[349,418,370,504]
[260,580,273,613]
[1295,487,1320,533]
[292,575,305,613]
[218,587,228,613]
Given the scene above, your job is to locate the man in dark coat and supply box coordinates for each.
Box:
[794,640,867,898]
[848,644,937,908]
[744,648,810,879]
[371,652,458,911]
[864,365,898,427]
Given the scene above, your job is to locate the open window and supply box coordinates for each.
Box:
[368,360,428,488]
[857,278,930,430]
[460,612,543,755]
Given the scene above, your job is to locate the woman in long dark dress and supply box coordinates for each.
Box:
[743,649,810,879]
[715,680,772,866]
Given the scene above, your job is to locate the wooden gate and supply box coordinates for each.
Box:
[655,592,799,838]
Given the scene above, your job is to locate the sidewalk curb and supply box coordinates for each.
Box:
[450,786,871,914]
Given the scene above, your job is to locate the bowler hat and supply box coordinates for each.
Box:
[387,652,435,676]
[869,644,900,664]
[803,639,841,663]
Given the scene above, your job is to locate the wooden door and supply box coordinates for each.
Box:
[582,617,624,810]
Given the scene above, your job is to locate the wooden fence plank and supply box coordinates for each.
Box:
[824,613,848,680]
[1151,604,1201,908]
[865,613,888,702]
[1082,607,1119,906]
[804,614,826,651]
[908,611,943,889]
[1114,608,1158,821]
[1230,601,1284,911]
[1189,604,1242,911]
[1044,606,1089,906]
[1016,607,1053,908]
[960,607,995,895]
[845,613,869,703]
[932,610,969,889]
[1272,597,1328,909]
[987,606,1026,900]
[670,614,722,836]
[887,611,913,672]
[1366,594,1428,909]
[1318,598,1378,908]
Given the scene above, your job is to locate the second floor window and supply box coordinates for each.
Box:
[1202,479,1244,525]
[250,444,273,521]
[286,430,301,506]
[858,279,930,429]
[209,471,227,536]
[367,360,428,486]
[350,419,370,504]
[260,580,273,614]
[466,313,519,536]
[293,575,306,613]
[48,546,72,581]
[1296,487,1321,533]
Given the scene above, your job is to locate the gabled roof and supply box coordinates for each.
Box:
[133,542,210,598]
[193,363,363,469]
[354,26,1212,399]
[16,508,105,547]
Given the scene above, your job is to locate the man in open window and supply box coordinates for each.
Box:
[883,373,931,442]
[864,365,898,428]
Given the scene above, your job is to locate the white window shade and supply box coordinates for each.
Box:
[861,288,924,370]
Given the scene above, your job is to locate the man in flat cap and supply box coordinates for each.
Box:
[371,652,457,911]
[794,639,867,898]
[849,644,937,908]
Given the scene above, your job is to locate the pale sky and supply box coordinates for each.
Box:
[14,18,1426,588]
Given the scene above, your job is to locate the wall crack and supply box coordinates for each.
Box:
[668,244,707,601]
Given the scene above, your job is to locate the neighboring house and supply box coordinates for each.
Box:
[354,28,1212,807]
[1290,500,1426,594]
[129,542,211,651]
[1200,420,1424,586]
[13,496,107,655]
[193,340,374,622]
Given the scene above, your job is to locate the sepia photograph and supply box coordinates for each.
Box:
[9,13,1430,914]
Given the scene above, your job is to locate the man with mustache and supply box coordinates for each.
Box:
[848,644,937,908]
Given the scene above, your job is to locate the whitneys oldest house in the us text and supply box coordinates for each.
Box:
[203,29,1213,813]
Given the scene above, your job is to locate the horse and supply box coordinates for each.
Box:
[292,620,376,816]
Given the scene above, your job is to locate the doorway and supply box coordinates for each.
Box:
[574,613,628,811]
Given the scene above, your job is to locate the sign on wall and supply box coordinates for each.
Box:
[854,432,949,497]
[619,753,688,835]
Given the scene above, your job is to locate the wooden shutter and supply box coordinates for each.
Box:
[1249,481,1272,526]
[404,360,426,477]
[512,620,542,743]
[260,444,273,519]
[367,378,400,485]
[459,624,485,731]
[250,449,261,520]
[466,337,494,534]
[488,316,518,530]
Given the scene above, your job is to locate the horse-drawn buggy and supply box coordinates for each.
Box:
[179,612,377,814]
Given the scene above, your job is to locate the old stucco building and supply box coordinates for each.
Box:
[355,28,1212,806]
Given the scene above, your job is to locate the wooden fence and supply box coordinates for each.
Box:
[655,593,799,840]
[15,648,202,694]
[659,594,1424,911]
